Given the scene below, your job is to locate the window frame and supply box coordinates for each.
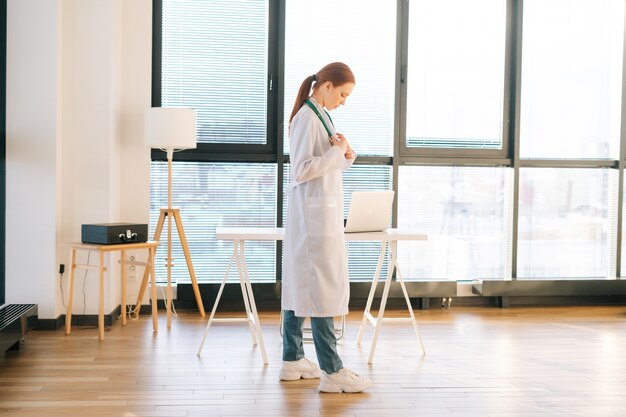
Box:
[0,0,5,306]
[151,0,281,161]
[397,0,515,160]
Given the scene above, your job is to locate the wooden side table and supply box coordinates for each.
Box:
[64,241,160,341]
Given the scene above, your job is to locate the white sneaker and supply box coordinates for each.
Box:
[279,357,322,381]
[318,368,372,393]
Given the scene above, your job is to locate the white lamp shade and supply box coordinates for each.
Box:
[144,107,197,150]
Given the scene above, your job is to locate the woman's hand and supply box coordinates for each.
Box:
[334,133,355,159]
[345,145,356,160]
[331,133,349,153]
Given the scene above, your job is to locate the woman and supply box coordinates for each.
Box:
[280,62,371,393]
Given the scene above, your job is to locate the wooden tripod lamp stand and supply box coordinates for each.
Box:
[139,107,205,328]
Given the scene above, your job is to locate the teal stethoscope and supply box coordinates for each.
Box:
[305,98,335,144]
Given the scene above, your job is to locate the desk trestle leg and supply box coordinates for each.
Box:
[235,242,258,346]
[197,245,235,355]
[197,240,268,365]
[237,242,268,363]
[367,251,394,364]
[396,261,426,355]
[357,241,427,363]
[356,242,386,345]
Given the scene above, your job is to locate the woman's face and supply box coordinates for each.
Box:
[321,81,355,110]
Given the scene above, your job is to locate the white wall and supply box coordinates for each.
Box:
[119,0,154,309]
[6,0,152,320]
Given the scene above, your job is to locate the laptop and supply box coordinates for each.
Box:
[344,190,395,233]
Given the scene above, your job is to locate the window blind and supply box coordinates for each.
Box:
[283,0,396,157]
[283,164,393,282]
[397,166,513,281]
[150,161,277,283]
[520,0,624,159]
[405,0,506,150]
[518,168,616,279]
[161,0,268,145]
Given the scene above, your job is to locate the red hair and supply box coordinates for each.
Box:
[288,62,355,125]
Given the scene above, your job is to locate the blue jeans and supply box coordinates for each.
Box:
[282,310,343,374]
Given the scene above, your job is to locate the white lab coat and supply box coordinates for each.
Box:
[282,97,356,317]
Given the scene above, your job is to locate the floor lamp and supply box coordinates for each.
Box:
[136,107,205,328]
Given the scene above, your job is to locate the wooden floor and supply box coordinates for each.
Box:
[1,305,625,417]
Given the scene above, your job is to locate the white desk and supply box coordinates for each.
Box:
[196,228,280,364]
[197,227,427,364]
[351,230,428,363]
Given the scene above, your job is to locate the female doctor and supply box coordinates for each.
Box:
[279,62,372,393]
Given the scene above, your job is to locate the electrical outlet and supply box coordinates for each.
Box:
[129,256,136,280]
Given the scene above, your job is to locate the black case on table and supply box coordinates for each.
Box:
[81,223,148,245]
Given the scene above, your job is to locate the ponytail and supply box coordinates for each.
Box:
[288,62,355,127]
[289,75,316,125]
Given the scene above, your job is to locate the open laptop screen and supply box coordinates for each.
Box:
[344,191,395,233]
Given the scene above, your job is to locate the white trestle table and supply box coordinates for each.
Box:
[197,227,428,364]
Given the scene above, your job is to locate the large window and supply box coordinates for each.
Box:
[517,168,617,279]
[161,0,270,146]
[520,0,624,159]
[155,0,626,290]
[283,164,393,282]
[404,0,507,152]
[150,162,277,283]
[398,166,513,280]
[283,0,396,156]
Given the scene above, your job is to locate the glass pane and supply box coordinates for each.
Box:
[520,0,624,159]
[150,162,277,283]
[161,0,268,144]
[283,164,393,281]
[398,166,513,280]
[406,0,506,149]
[283,0,396,156]
[518,168,617,279]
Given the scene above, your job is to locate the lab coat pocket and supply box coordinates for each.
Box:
[306,197,340,236]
